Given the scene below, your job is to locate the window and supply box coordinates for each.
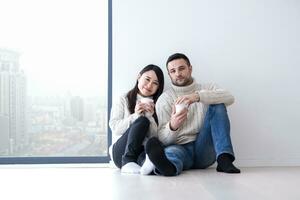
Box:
[0,0,111,164]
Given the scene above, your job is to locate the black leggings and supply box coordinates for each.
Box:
[112,116,150,168]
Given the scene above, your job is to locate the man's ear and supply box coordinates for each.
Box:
[166,67,170,76]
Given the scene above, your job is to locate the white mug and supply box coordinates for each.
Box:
[140,98,153,104]
[175,103,188,114]
[140,98,154,117]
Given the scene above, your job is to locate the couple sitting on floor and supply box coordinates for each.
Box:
[109,53,240,176]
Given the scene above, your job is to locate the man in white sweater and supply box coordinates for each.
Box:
[145,53,240,176]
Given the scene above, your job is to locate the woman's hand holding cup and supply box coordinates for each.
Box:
[140,98,154,117]
[135,101,145,115]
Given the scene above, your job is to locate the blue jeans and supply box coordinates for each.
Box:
[164,104,235,175]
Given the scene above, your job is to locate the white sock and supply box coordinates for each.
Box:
[121,162,141,174]
[140,154,155,175]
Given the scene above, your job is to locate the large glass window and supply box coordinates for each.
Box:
[0,0,111,163]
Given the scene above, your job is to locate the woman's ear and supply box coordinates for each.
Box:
[137,74,141,81]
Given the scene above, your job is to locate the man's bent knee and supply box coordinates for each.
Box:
[209,103,227,114]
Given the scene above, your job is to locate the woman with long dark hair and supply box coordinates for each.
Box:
[109,64,164,174]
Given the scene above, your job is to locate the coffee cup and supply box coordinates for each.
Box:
[140,98,154,105]
[175,103,188,114]
[140,98,154,117]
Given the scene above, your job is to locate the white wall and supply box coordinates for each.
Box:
[113,0,300,167]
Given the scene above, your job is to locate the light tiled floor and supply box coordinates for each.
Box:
[1,166,300,200]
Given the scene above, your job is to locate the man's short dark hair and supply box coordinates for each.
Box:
[166,53,191,67]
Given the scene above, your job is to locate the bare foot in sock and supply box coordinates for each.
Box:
[121,162,141,174]
[217,153,241,173]
[216,163,241,173]
[140,154,155,175]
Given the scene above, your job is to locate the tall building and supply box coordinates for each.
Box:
[0,49,27,155]
[0,115,9,154]
[70,96,84,122]
[84,98,97,123]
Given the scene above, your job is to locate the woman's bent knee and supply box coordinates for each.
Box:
[135,116,150,126]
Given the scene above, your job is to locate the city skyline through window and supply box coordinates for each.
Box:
[0,0,109,160]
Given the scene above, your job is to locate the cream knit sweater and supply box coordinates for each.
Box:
[109,94,158,146]
[156,80,234,145]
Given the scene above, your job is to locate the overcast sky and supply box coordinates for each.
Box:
[0,0,108,97]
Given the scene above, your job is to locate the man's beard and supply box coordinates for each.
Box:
[172,77,193,86]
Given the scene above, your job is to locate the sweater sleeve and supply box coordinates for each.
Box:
[196,83,234,106]
[109,96,140,136]
[155,94,179,145]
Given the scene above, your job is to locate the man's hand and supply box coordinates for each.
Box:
[175,93,200,106]
[169,105,188,131]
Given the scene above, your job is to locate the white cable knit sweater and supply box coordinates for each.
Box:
[156,80,234,145]
[109,94,158,147]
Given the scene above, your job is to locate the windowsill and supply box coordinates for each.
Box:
[0,163,114,169]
